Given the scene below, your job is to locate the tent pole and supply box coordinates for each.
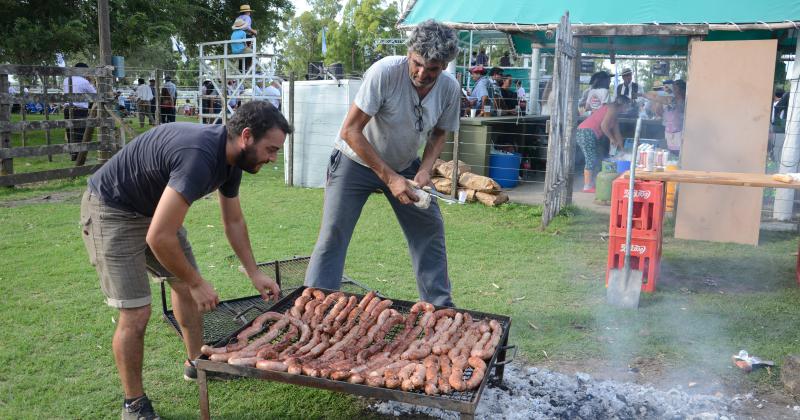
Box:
[467,30,474,91]
[774,35,800,220]
[529,46,540,115]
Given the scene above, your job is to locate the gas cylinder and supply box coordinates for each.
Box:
[595,159,619,203]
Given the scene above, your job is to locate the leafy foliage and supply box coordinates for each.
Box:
[0,0,293,70]
[277,0,401,77]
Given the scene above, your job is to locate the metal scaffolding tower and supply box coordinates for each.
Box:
[197,37,276,124]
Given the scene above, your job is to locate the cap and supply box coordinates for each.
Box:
[469,65,486,75]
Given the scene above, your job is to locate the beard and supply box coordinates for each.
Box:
[235,144,263,174]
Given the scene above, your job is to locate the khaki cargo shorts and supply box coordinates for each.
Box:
[80,190,197,309]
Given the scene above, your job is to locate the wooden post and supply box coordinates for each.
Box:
[450,131,460,199]
[155,69,162,125]
[40,74,53,162]
[0,74,12,179]
[561,37,582,208]
[97,0,113,162]
[20,95,26,147]
[287,73,295,187]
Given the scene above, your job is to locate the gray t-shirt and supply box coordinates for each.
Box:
[88,123,242,216]
[334,56,461,171]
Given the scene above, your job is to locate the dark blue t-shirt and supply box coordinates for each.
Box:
[88,123,242,216]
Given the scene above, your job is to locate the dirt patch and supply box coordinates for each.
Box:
[0,190,83,208]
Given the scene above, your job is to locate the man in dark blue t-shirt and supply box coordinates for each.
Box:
[80,101,292,420]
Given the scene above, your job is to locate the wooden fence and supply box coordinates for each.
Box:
[0,65,117,187]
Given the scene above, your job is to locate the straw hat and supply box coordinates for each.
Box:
[232,18,247,30]
[620,68,633,76]
[239,4,252,13]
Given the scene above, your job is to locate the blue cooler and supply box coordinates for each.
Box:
[615,159,631,174]
[489,152,522,188]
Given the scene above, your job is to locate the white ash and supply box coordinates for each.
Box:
[371,363,733,419]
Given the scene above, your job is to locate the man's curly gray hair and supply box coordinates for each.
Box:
[406,19,459,64]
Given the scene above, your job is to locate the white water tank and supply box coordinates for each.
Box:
[284,79,361,188]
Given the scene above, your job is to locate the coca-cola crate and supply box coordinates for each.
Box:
[605,235,662,293]
[609,178,665,240]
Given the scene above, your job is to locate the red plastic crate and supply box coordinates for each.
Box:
[605,235,662,293]
[609,178,666,240]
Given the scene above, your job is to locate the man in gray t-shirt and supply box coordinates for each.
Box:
[305,20,461,307]
[80,102,292,419]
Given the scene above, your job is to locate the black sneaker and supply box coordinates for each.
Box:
[121,396,160,420]
[184,359,238,382]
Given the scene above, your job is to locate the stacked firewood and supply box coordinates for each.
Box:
[431,159,509,207]
[201,289,502,395]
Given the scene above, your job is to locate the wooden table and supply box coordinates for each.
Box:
[624,169,800,285]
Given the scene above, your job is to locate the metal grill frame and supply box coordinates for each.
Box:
[156,256,374,345]
[196,286,514,420]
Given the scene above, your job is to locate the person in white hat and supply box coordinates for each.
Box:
[616,67,638,101]
[236,4,257,36]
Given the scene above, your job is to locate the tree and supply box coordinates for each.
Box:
[0,0,294,70]
[278,11,325,77]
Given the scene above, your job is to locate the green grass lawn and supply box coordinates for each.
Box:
[1,122,799,418]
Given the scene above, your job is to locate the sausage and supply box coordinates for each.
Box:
[410,363,427,389]
[255,359,288,372]
[464,356,487,390]
[448,355,468,392]
[437,354,452,394]
[358,291,376,309]
[423,355,440,395]
[472,319,502,359]
[335,296,358,323]
[290,295,311,318]
[228,356,261,367]
[320,295,348,330]
[399,362,419,391]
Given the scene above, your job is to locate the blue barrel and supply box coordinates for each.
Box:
[489,152,522,188]
[111,56,125,78]
[616,160,631,174]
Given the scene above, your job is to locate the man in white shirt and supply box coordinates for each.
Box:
[304,20,461,306]
[263,79,281,109]
[135,78,154,128]
[62,62,97,161]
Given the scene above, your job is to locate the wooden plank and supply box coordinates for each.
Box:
[0,141,102,159]
[625,170,800,189]
[0,65,112,77]
[0,93,112,104]
[0,164,102,187]
[0,118,107,132]
[675,40,776,246]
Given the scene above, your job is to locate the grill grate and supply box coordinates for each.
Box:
[207,286,511,404]
[159,256,372,345]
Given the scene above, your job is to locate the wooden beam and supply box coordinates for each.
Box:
[0,65,113,77]
[0,142,102,159]
[0,118,106,133]
[399,21,800,33]
[0,164,102,187]
[572,24,708,36]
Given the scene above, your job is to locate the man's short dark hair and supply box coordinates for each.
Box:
[227,101,293,142]
[138,78,145,84]
[75,62,88,68]
[489,67,503,76]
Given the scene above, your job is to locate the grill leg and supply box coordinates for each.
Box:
[459,413,475,420]
[493,335,510,384]
[198,368,210,420]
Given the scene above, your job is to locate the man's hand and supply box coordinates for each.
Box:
[189,280,219,313]
[388,173,419,205]
[250,270,281,302]
[413,169,433,189]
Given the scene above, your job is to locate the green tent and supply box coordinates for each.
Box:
[400,0,800,55]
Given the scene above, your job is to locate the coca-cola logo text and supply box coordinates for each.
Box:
[619,243,647,254]
[623,189,652,200]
